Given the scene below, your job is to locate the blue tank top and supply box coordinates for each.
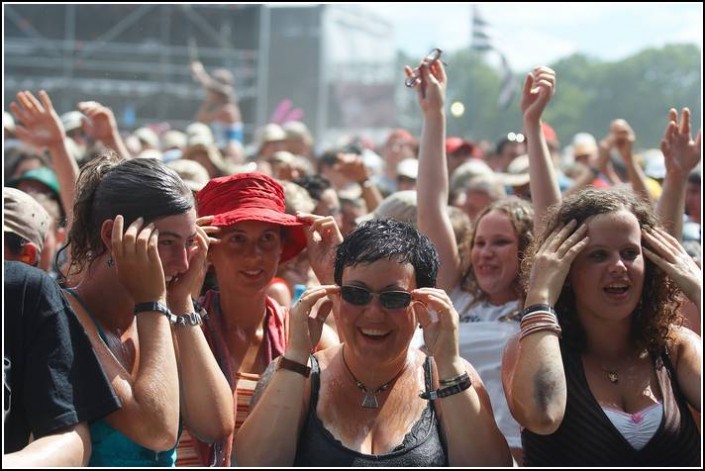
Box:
[65,289,177,467]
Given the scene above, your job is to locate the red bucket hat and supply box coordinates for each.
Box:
[197,172,307,262]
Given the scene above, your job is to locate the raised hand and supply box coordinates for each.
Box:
[660,107,702,179]
[610,118,636,160]
[642,226,701,306]
[521,66,556,124]
[78,100,118,144]
[166,217,216,305]
[526,220,589,306]
[10,90,65,149]
[412,287,460,365]
[286,285,339,359]
[111,215,167,305]
[297,212,343,285]
[404,56,446,114]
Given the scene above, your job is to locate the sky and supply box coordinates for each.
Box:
[361,3,703,72]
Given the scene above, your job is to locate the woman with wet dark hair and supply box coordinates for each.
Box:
[61,153,232,466]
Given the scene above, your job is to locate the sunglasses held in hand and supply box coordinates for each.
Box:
[404,48,444,88]
[340,285,413,310]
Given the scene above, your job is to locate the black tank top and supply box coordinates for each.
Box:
[294,356,448,467]
[522,344,700,466]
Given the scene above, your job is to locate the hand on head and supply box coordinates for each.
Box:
[110,215,166,305]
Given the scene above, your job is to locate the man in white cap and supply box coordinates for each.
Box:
[3,187,51,267]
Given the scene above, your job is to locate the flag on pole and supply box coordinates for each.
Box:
[497,52,517,109]
[471,6,517,109]
[471,5,492,51]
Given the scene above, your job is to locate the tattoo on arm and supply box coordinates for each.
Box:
[250,358,278,409]
[533,365,563,411]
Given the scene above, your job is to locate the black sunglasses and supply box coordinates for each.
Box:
[340,285,413,310]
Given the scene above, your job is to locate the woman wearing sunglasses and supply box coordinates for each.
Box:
[235,218,511,466]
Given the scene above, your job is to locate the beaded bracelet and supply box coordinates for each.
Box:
[420,375,472,400]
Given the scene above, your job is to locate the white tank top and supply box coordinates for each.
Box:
[602,402,663,450]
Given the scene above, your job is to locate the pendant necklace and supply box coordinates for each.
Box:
[604,369,620,384]
[342,349,407,409]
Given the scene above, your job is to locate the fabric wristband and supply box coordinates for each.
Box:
[277,356,311,378]
[519,303,556,320]
[134,301,179,324]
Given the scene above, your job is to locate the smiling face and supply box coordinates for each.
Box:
[569,209,645,322]
[335,258,417,365]
[153,209,198,284]
[470,210,520,305]
[209,220,283,293]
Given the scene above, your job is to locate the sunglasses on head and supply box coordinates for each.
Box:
[340,285,413,310]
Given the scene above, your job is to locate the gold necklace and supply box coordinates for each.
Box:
[342,348,407,409]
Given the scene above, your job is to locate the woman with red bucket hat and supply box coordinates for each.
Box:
[176,172,340,466]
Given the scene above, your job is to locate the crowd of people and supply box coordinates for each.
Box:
[4,48,701,467]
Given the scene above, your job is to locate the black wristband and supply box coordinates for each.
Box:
[519,304,556,320]
[420,376,472,400]
[134,301,179,324]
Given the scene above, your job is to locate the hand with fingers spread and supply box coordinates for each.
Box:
[526,220,589,306]
[286,285,339,361]
[643,226,701,306]
[521,66,556,125]
[297,212,343,285]
[10,90,66,150]
[660,107,702,179]
[111,215,167,305]
[412,287,460,365]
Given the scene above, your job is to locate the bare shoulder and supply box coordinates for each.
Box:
[667,324,702,365]
[312,344,343,370]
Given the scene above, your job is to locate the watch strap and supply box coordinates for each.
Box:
[277,356,311,378]
[133,301,179,324]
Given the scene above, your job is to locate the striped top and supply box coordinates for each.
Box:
[522,344,700,466]
[175,292,288,467]
[175,372,260,467]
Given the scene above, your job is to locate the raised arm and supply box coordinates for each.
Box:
[656,108,702,240]
[521,67,560,235]
[611,119,652,203]
[76,216,180,451]
[412,57,462,292]
[167,221,233,443]
[413,287,512,466]
[10,90,78,230]
[235,285,338,466]
[502,220,589,434]
[78,100,131,161]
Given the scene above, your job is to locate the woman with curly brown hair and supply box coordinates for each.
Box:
[503,187,701,466]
